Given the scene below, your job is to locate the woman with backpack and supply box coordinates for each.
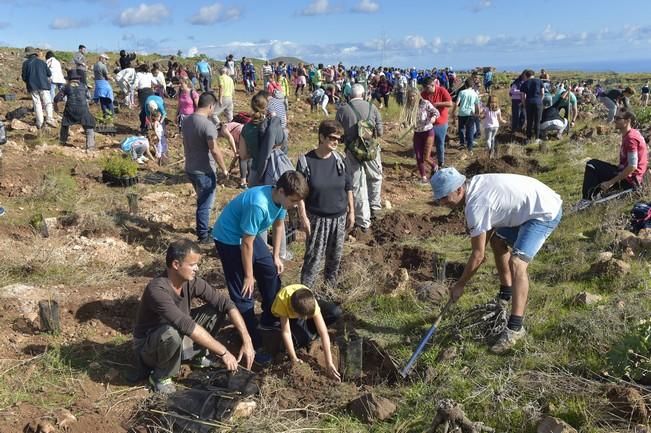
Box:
[296,120,354,289]
[240,91,293,259]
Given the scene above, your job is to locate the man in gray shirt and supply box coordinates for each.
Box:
[133,239,254,394]
[183,92,229,243]
[73,44,88,87]
[335,83,384,230]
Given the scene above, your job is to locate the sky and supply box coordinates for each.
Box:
[2,0,651,71]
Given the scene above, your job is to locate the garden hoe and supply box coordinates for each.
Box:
[400,299,453,378]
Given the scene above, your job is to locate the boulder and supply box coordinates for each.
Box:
[589,253,630,278]
[348,392,397,423]
[10,118,30,131]
[572,292,603,306]
[537,416,577,433]
[606,385,648,423]
[415,280,448,304]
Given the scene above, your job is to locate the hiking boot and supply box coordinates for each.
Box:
[148,376,176,395]
[490,327,526,354]
[45,119,58,128]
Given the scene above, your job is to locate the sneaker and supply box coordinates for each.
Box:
[148,376,176,395]
[198,236,214,245]
[490,327,526,354]
[495,297,510,310]
[136,156,146,164]
[45,119,57,128]
[191,355,219,369]
[570,199,592,213]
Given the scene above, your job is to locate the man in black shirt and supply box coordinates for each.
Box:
[133,239,254,394]
[540,97,568,139]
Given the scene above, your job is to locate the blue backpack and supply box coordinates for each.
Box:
[630,202,651,233]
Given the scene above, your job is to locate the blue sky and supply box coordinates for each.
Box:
[1,0,651,71]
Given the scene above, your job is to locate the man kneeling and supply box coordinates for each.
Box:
[133,239,255,394]
[272,284,342,381]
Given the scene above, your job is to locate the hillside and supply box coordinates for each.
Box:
[1,46,651,432]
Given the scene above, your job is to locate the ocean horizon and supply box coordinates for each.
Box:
[502,58,651,74]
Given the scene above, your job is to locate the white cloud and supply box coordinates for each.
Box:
[403,35,427,50]
[352,0,379,13]
[474,34,490,46]
[50,17,89,30]
[299,0,331,16]
[471,0,491,12]
[189,3,241,25]
[187,46,199,57]
[114,3,170,27]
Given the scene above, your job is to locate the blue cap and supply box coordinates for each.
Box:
[430,167,466,201]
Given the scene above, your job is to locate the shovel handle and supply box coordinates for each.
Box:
[400,300,452,378]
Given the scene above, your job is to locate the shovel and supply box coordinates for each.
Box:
[400,300,452,378]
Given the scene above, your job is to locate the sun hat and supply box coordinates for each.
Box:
[99,53,109,59]
[24,46,37,56]
[430,167,467,201]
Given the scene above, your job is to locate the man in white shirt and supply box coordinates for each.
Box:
[430,167,562,354]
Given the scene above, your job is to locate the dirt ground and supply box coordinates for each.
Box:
[0,48,555,432]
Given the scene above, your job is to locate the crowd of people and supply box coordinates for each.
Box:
[12,44,649,395]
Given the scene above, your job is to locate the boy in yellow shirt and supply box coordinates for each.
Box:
[271,284,341,381]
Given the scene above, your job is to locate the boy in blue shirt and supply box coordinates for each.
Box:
[212,171,309,354]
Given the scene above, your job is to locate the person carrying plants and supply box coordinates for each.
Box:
[430,167,562,353]
[211,171,309,364]
[58,69,96,151]
[132,239,255,395]
[272,284,341,381]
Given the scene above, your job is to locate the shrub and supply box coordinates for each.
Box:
[607,319,651,383]
[102,155,138,178]
[633,106,651,126]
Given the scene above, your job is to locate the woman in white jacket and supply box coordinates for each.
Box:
[46,51,66,111]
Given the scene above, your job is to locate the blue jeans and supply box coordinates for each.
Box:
[215,238,281,348]
[458,116,476,151]
[186,171,217,240]
[432,124,448,166]
[495,209,562,262]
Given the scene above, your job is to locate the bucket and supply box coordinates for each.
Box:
[38,299,60,333]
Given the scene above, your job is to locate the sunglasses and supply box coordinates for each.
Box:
[328,135,341,141]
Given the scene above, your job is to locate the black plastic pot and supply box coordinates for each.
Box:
[102,170,139,187]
